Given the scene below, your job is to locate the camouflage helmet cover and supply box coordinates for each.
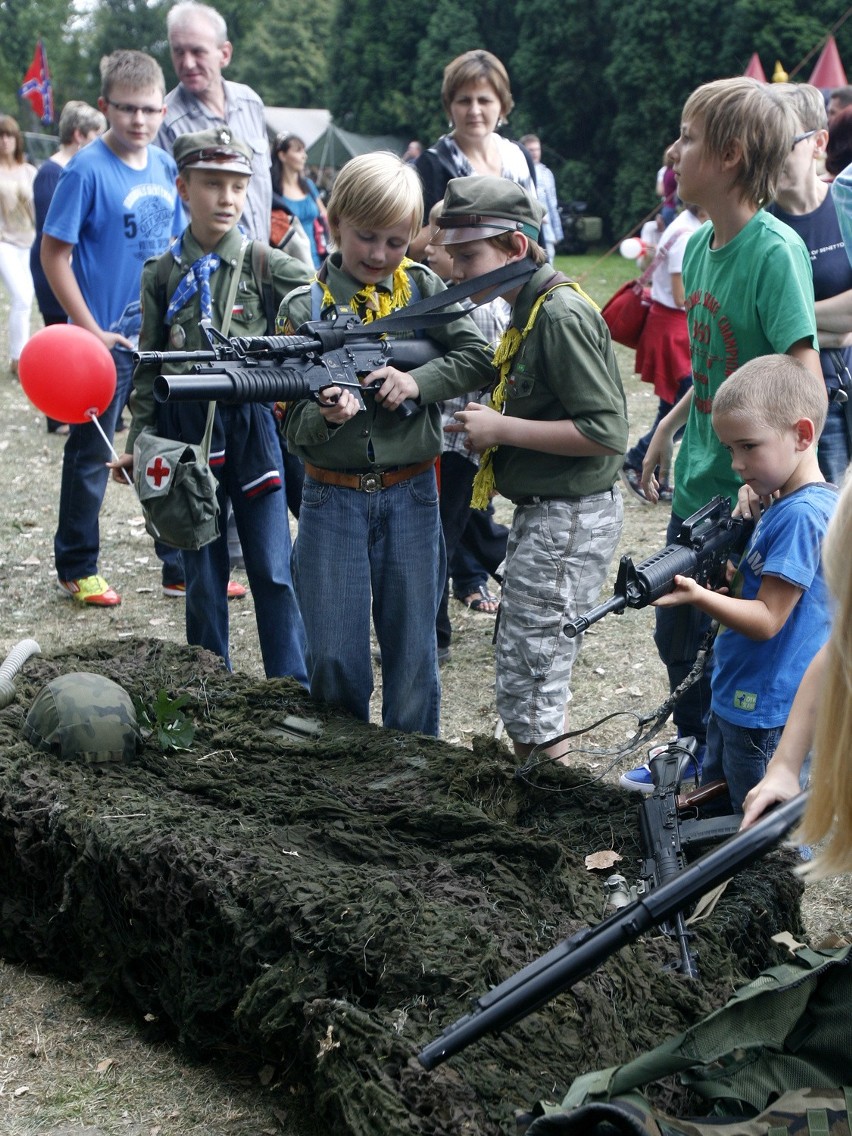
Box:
[23,672,139,763]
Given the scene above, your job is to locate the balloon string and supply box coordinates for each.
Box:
[87,410,134,487]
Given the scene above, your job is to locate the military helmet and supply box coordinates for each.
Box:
[23,672,139,763]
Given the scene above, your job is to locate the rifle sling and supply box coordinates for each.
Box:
[344,259,539,335]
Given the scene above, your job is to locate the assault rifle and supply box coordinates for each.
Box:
[417,790,806,1070]
[603,738,743,981]
[565,496,752,638]
[136,315,442,417]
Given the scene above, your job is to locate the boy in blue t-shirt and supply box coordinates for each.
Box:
[652,355,836,812]
[42,50,185,606]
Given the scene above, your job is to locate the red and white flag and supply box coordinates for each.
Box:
[19,40,54,125]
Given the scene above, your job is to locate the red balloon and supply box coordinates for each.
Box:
[19,325,117,424]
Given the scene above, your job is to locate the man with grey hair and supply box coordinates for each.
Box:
[156,1,271,240]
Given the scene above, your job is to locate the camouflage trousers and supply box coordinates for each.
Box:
[496,489,623,745]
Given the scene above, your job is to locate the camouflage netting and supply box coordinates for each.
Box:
[0,639,804,1135]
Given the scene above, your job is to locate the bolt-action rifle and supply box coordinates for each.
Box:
[565,496,753,638]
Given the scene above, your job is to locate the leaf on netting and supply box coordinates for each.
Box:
[585,849,622,870]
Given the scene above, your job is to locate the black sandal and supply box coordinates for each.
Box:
[457,585,500,613]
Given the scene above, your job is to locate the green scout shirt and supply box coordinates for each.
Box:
[492,265,628,502]
[279,253,493,471]
[127,226,312,453]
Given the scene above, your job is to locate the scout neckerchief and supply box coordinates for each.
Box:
[315,256,415,322]
[470,277,599,509]
[165,233,220,324]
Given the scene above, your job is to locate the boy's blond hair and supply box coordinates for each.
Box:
[776,82,828,133]
[712,355,827,436]
[798,470,852,878]
[682,77,797,207]
[326,152,423,244]
[100,50,165,100]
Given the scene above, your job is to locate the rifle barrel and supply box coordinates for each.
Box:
[564,592,626,638]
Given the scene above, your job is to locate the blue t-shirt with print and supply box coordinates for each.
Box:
[712,482,838,728]
[43,137,185,333]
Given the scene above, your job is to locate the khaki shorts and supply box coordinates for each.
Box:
[495,490,623,745]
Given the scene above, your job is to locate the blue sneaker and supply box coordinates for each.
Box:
[619,742,704,794]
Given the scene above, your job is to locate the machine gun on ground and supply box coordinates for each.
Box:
[565,496,752,638]
[602,738,743,981]
[136,315,442,417]
[417,790,805,1070]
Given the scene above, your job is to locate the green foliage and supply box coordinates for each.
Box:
[134,690,196,752]
[327,2,423,134]
[5,0,852,241]
[226,0,334,108]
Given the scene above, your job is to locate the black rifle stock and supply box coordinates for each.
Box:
[417,791,806,1070]
[565,496,752,638]
[139,319,442,418]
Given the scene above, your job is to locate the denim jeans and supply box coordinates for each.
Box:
[816,398,850,486]
[54,346,183,585]
[653,511,713,745]
[182,406,307,683]
[293,467,443,735]
[703,711,784,812]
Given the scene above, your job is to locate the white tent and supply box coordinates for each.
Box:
[264,106,331,150]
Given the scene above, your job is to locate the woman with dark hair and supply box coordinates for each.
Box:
[410,49,535,260]
[823,105,852,182]
[0,115,37,375]
[271,132,328,268]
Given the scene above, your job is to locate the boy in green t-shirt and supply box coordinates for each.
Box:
[622,77,821,791]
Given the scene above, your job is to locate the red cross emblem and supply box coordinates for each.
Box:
[146,455,172,490]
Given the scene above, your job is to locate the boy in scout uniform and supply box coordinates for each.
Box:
[113,127,312,681]
[437,176,628,759]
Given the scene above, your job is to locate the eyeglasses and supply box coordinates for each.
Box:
[106,100,164,117]
[791,129,818,149]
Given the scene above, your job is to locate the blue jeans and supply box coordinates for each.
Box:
[54,346,182,584]
[182,407,307,683]
[703,711,783,812]
[293,468,443,735]
[653,510,713,745]
[817,398,850,485]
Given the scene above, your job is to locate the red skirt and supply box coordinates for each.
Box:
[634,300,691,403]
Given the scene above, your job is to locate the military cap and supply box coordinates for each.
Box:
[174,127,253,175]
[432,175,545,245]
[23,672,140,764]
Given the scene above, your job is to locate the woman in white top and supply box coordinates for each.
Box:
[0,115,36,375]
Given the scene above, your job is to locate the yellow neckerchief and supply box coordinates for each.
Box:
[275,257,416,420]
[470,278,598,509]
[316,256,415,322]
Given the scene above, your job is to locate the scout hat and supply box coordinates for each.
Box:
[174,126,253,175]
[432,175,545,244]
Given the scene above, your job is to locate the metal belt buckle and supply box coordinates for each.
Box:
[358,471,384,493]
